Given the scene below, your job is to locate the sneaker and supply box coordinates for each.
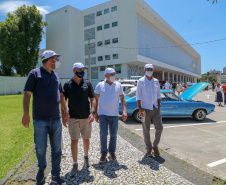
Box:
[99,153,107,163]
[109,153,117,161]
[146,149,153,157]
[36,169,44,184]
[84,156,90,167]
[153,147,160,156]
[70,163,78,177]
[51,176,66,185]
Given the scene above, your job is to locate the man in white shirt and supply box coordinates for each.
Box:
[95,68,127,163]
[164,81,170,90]
[136,64,163,157]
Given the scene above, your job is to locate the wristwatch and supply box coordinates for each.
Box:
[90,111,95,114]
[64,109,69,113]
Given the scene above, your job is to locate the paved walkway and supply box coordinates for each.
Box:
[41,122,193,185]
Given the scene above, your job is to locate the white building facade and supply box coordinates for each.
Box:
[46,0,201,87]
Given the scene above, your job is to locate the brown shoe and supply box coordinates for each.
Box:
[100,154,107,163]
[110,153,117,161]
[146,149,153,157]
[153,147,160,156]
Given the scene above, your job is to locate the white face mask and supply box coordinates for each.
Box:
[54,61,61,69]
[109,76,115,83]
[146,71,153,77]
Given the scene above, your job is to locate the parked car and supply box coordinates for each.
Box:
[119,82,215,122]
[121,84,135,92]
[118,79,137,86]
[130,76,143,80]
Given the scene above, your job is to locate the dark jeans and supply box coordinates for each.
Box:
[33,118,62,176]
[224,93,226,104]
[99,115,119,154]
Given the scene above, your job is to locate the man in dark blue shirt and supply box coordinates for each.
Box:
[62,62,95,177]
[22,50,69,185]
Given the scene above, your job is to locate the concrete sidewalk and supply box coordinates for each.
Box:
[41,122,193,185]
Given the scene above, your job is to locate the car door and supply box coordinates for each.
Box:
[161,92,188,117]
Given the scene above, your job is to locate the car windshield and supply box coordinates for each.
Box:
[124,87,137,98]
[161,92,181,101]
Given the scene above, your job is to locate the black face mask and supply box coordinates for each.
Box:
[75,71,85,78]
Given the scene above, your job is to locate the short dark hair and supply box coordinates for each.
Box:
[42,57,51,64]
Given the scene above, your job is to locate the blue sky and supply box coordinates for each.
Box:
[0,0,225,74]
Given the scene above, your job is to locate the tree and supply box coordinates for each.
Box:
[0,5,47,76]
[198,73,217,83]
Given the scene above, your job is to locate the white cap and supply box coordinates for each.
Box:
[73,62,87,69]
[144,64,154,69]
[42,50,61,61]
[105,68,116,74]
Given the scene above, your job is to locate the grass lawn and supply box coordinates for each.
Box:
[0,95,34,180]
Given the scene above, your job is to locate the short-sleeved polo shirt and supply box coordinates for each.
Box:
[24,67,63,119]
[95,80,123,116]
[63,78,95,119]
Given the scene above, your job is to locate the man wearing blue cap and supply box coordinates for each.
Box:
[22,50,69,185]
[136,64,163,157]
[62,62,96,176]
[94,68,127,163]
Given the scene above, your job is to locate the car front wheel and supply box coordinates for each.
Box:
[133,110,142,123]
[193,109,206,121]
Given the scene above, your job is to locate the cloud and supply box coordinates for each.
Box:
[0,1,49,16]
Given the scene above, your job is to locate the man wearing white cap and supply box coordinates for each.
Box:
[22,50,69,184]
[136,64,163,157]
[62,62,96,176]
[94,68,127,163]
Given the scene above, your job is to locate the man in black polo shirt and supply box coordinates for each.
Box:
[62,62,96,177]
[22,50,69,185]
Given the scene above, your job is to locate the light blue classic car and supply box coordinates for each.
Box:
[119,82,215,122]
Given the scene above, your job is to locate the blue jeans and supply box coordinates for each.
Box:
[33,118,62,176]
[99,115,119,154]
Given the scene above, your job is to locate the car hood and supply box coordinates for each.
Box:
[179,82,209,100]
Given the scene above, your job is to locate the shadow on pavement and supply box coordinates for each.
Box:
[92,159,128,179]
[62,168,94,185]
[138,154,165,171]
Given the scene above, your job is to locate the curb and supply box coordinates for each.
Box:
[0,149,34,185]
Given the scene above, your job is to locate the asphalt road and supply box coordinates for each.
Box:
[120,89,226,180]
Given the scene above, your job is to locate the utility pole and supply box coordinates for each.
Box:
[88,38,91,82]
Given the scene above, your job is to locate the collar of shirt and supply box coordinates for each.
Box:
[71,77,85,86]
[40,66,54,75]
[144,75,154,82]
[104,79,116,87]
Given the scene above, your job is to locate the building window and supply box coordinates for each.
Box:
[113,53,119,59]
[112,38,118,44]
[85,43,96,55]
[84,13,95,27]
[104,23,110,29]
[115,64,121,73]
[84,28,95,41]
[85,57,96,65]
[112,21,118,27]
[97,25,102,31]
[97,41,103,46]
[107,65,113,68]
[91,67,98,79]
[105,55,111,60]
[100,66,105,71]
[104,8,109,14]
[111,6,117,12]
[98,56,103,61]
[96,11,102,16]
[105,39,110,45]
